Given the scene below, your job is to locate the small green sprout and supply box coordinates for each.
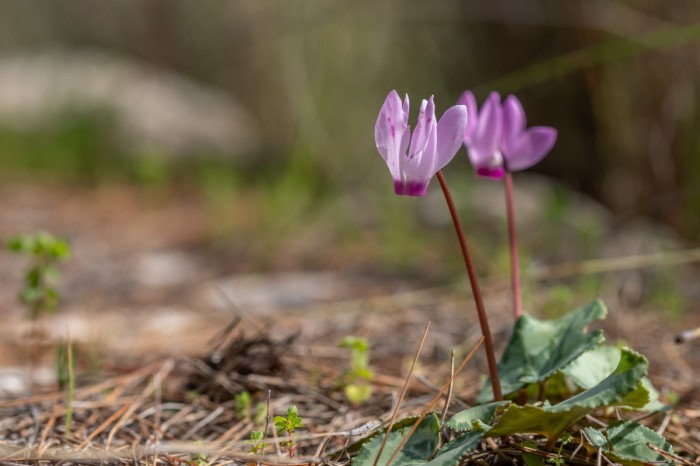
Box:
[7,232,71,320]
[274,405,303,457]
[547,432,573,466]
[234,390,251,419]
[189,441,209,466]
[339,336,374,404]
[253,402,267,425]
[56,338,76,433]
[246,430,269,455]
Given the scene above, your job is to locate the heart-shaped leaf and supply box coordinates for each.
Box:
[486,348,648,439]
[444,401,510,432]
[352,414,440,466]
[422,431,482,466]
[584,421,675,466]
[564,345,663,411]
[478,300,607,402]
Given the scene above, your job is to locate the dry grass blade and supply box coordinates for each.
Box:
[439,349,455,424]
[383,336,484,466]
[675,326,700,344]
[646,443,694,466]
[535,248,700,280]
[77,403,130,450]
[1,290,695,465]
[371,321,431,466]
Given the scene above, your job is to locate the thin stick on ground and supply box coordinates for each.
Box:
[534,247,700,281]
[647,443,694,466]
[504,172,523,320]
[439,349,455,424]
[268,390,281,457]
[371,321,431,466]
[384,337,484,466]
[675,326,700,344]
[436,171,502,401]
[64,337,75,433]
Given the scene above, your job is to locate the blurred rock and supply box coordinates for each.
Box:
[205,272,345,316]
[0,367,53,396]
[133,251,200,288]
[0,50,259,156]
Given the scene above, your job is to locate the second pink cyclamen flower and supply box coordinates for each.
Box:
[459,91,557,179]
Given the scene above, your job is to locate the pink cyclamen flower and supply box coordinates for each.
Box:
[375,90,467,196]
[459,91,557,179]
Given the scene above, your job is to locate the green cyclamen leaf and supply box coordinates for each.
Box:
[589,421,675,466]
[352,414,440,466]
[478,300,607,402]
[487,348,648,439]
[582,427,607,449]
[563,344,620,389]
[422,431,482,466]
[564,345,663,412]
[521,441,546,466]
[444,401,510,432]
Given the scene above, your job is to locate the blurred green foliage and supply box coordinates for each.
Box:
[0,1,697,305]
[0,2,697,234]
[338,336,374,404]
[7,232,71,319]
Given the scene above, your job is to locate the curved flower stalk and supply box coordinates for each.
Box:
[459,91,557,320]
[375,90,503,400]
[375,90,467,196]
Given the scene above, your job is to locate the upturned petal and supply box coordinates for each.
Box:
[377,92,462,196]
[457,91,478,145]
[403,97,437,191]
[434,104,468,174]
[375,90,410,182]
[504,126,557,171]
[501,95,526,155]
[408,98,434,158]
[468,92,503,168]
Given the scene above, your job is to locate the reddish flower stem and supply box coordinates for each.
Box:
[504,172,523,319]
[436,171,502,401]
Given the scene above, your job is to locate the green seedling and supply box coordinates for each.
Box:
[55,340,78,390]
[246,430,269,455]
[56,337,76,433]
[189,441,209,466]
[7,232,71,320]
[274,405,303,457]
[253,402,267,426]
[234,390,251,419]
[339,336,374,404]
[547,432,572,466]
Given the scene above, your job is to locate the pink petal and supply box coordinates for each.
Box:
[403,97,437,193]
[434,104,468,173]
[476,166,506,179]
[375,90,409,182]
[505,126,557,171]
[502,95,526,154]
[457,91,478,145]
[408,98,433,158]
[468,92,502,167]
[394,180,429,196]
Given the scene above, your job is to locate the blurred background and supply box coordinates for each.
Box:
[0,0,699,326]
